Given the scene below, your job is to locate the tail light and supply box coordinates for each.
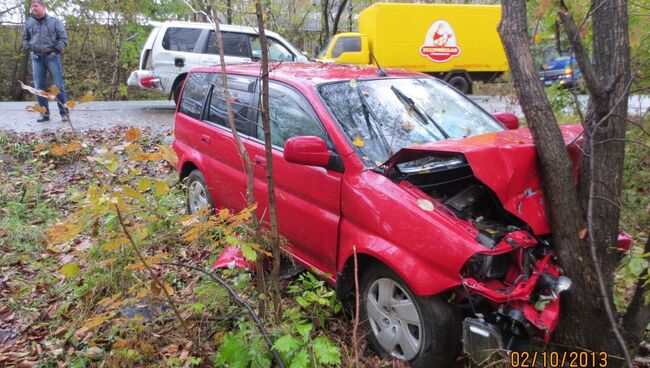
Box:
[140,76,161,90]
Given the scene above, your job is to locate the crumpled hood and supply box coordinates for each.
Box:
[384,125,584,235]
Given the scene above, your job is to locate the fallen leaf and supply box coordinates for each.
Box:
[124,128,142,142]
[26,104,47,114]
[416,198,434,212]
[79,91,95,103]
[157,144,178,165]
[48,85,60,96]
[80,314,109,330]
[578,228,587,239]
[60,262,80,279]
[352,137,365,147]
[101,238,129,251]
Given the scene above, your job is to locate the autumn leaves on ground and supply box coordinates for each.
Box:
[0,126,372,368]
[0,115,647,367]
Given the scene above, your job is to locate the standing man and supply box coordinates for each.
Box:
[22,0,69,122]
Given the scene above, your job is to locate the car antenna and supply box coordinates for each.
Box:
[369,49,387,77]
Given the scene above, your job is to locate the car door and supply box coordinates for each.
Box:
[152,26,205,91]
[246,81,343,277]
[198,73,259,212]
[199,31,253,67]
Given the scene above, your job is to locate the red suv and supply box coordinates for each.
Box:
[173,62,580,367]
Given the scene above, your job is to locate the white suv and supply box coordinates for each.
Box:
[127,21,308,103]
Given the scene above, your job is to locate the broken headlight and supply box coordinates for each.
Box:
[462,253,510,280]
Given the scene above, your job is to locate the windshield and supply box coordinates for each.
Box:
[318,77,503,166]
[317,37,334,58]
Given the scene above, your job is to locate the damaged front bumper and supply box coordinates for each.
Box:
[459,230,571,360]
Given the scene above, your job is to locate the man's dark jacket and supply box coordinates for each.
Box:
[22,14,68,56]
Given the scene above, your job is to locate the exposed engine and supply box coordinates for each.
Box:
[390,154,572,359]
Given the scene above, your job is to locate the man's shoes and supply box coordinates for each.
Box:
[61,115,69,123]
[36,115,50,122]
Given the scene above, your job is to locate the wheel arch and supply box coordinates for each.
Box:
[179,161,199,181]
[335,245,460,309]
[170,72,189,102]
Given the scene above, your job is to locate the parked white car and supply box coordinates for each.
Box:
[127,21,308,103]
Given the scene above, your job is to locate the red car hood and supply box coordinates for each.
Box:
[384,125,584,235]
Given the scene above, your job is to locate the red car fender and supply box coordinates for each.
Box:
[337,219,462,296]
[173,139,208,179]
[336,170,488,296]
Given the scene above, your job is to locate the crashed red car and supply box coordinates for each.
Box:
[173,62,581,367]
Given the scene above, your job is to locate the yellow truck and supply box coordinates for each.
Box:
[317,3,508,94]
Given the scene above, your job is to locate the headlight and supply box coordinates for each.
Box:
[462,253,510,280]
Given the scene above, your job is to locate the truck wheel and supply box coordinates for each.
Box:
[447,75,472,95]
[172,83,182,105]
[186,170,213,214]
[361,264,461,368]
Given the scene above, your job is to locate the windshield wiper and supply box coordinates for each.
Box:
[355,87,392,156]
[390,85,450,139]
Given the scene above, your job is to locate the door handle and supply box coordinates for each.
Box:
[254,155,266,168]
[201,134,211,144]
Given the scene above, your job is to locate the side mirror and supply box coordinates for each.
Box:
[284,136,331,167]
[493,113,520,130]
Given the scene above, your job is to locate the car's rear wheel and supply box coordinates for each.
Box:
[186,170,213,214]
[361,264,460,368]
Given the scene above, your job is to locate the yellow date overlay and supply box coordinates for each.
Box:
[510,351,608,367]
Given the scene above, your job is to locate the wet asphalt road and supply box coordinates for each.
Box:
[0,96,647,133]
[0,100,176,133]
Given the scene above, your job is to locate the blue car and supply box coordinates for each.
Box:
[539,55,581,87]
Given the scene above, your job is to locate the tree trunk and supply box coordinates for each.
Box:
[12,0,31,100]
[331,0,348,36]
[225,0,232,24]
[498,0,631,361]
[209,1,266,318]
[319,0,330,49]
[254,0,282,322]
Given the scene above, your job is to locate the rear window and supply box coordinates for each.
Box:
[178,72,212,120]
[162,27,202,52]
[206,31,251,58]
[207,74,257,136]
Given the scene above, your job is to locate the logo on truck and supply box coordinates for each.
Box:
[419,20,461,63]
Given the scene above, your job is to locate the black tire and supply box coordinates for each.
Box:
[447,74,472,95]
[361,264,461,368]
[172,82,182,105]
[185,170,214,215]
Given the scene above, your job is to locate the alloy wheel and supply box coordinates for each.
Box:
[366,277,423,360]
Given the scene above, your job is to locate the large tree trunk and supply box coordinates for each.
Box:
[331,0,348,36]
[578,0,631,325]
[559,0,632,356]
[319,0,330,50]
[499,0,632,364]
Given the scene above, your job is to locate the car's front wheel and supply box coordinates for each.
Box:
[185,169,213,214]
[361,264,460,368]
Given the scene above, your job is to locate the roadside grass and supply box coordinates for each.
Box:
[0,127,376,368]
[0,118,646,367]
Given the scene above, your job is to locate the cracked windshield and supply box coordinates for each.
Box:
[318,78,503,166]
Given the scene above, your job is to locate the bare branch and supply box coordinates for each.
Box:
[557,0,604,98]
[114,205,205,357]
[593,138,650,150]
[164,262,285,368]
